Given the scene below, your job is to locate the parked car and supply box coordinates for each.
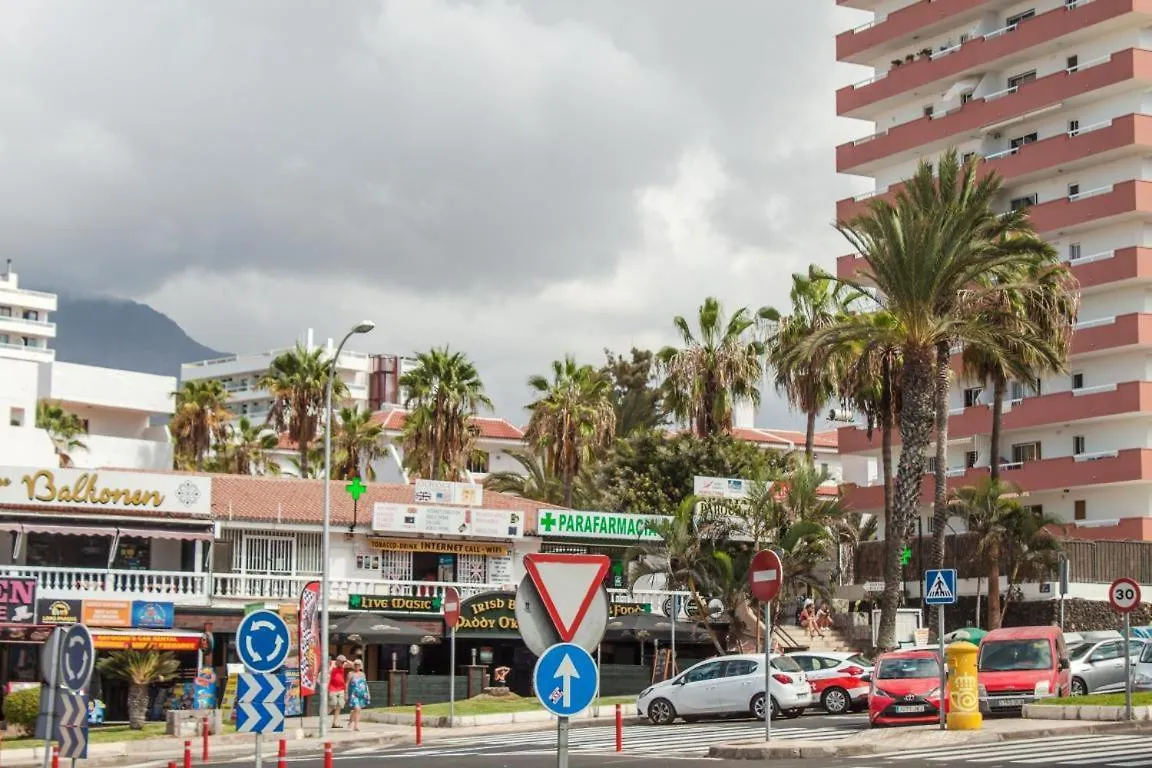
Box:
[788,651,873,714]
[1068,636,1145,696]
[636,653,813,725]
[978,626,1070,714]
[1132,641,1152,692]
[868,648,946,727]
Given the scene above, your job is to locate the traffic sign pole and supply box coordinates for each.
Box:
[254,734,263,768]
[41,631,61,768]
[938,604,946,731]
[748,549,783,744]
[763,600,771,743]
[1125,611,1133,722]
[557,716,569,768]
[443,587,461,728]
[670,595,677,679]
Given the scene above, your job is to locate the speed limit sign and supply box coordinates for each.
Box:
[1109,577,1142,613]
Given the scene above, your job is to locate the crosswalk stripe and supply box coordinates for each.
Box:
[873,733,1152,766]
[1110,761,1152,767]
[872,733,1144,760]
[963,736,1152,763]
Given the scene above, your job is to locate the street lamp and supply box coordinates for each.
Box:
[319,320,374,737]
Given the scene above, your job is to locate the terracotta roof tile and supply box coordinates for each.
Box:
[372,409,524,441]
[729,427,838,450]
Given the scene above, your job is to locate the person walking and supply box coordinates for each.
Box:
[347,659,370,731]
[328,654,349,728]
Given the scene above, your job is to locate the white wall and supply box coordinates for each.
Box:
[0,358,44,430]
[0,425,58,466]
[50,362,174,416]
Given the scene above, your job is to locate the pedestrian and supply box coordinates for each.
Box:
[799,599,817,638]
[328,654,348,728]
[816,601,832,638]
[347,659,370,731]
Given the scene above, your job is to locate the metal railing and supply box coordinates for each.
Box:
[1069,249,1115,266]
[0,565,208,602]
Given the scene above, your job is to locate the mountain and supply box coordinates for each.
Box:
[52,296,227,378]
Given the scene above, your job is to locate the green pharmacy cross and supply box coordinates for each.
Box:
[346,477,367,500]
[900,546,912,566]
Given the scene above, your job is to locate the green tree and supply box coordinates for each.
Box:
[96,650,180,730]
[259,343,347,478]
[170,380,232,470]
[35,399,88,468]
[400,346,492,481]
[483,451,597,508]
[525,356,616,508]
[601,348,666,436]
[658,297,767,437]
[333,407,385,481]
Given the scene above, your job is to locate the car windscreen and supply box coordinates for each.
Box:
[846,654,872,667]
[771,656,802,673]
[876,657,938,679]
[979,639,1053,672]
[1141,643,1152,664]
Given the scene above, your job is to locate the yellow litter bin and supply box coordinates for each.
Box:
[946,640,982,730]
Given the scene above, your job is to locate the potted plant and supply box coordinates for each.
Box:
[919,48,932,58]
[905,53,915,63]
[96,650,181,730]
[892,59,903,67]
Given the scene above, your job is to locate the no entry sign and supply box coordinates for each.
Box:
[748,549,783,603]
[443,587,462,630]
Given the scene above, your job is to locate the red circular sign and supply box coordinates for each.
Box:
[748,549,784,603]
[443,587,462,629]
[1109,577,1142,613]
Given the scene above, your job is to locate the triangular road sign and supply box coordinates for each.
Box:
[523,553,609,642]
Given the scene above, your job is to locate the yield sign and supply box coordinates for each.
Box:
[523,553,610,643]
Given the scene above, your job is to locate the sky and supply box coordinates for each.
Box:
[1,0,871,428]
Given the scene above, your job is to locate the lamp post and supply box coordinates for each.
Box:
[318,320,375,738]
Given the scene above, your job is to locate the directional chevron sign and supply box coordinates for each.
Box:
[236,673,287,734]
[35,688,88,758]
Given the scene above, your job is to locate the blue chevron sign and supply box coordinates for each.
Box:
[236,673,286,734]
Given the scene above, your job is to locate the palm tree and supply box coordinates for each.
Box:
[259,343,347,478]
[96,650,180,729]
[35,400,88,468]
[658,297,767,437]
[525,356,615,507]
[764,267,845,459]
[333,407,385,480]
[400,346,492,481]
[805,150,1072,648]
[219,417,281,475]
[170,381,232,470]
[484,450,597,507]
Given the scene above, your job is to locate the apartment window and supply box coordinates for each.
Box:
[21,310,37,321]
[1066,55,1079,71]
[1007,10,1036,26]
[964,387,983,407]
[20,337,33,347]
[1069,242,1082,261]
[1011,441,1042,463]
[1010,377,1041,400]
[965,450,979,469]
[1073,435,1086,455]
[1024,504,1043,517]
[961,151,977,163]
[9,407,24,427]
[0,334,7,345]
[820,462,830,475]
[1010,133,1038,149]
[960,91,974,105]
[1007,70,1037,89]
[468,450,490,474]
[1072,372,1084,389]
[0,306,9,317]
[1010,193,1038,211]
[959,33,970,44]
[1068,119,1081,135]
[1068,183,1080,198]
[926,457,939,474]
[1074,500,1087,521]
[923,105,934,118]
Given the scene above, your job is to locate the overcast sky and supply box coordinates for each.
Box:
[1,1,871,427]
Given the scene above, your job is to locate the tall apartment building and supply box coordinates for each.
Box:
[180,329,416,422]
[834,0,1152,539]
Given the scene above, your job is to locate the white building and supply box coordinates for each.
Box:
[0,269,175,470]
[180,329,416,423]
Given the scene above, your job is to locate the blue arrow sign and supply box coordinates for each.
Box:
[533,642,598,718]
[236,610,291,673]
[924,568,958,606]
[236,673,286,734]
[55,723,88,760]
[61,624,94,693]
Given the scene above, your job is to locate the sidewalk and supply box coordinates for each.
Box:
[365,701,643,729]
[709,718,1152,760]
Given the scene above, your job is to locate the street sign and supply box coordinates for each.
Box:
[236,610,291,673]
[55,723,88,759]
[533,643,598,718]
[1110,577,1142,613]
[36,689,86,733]
[236,673,287,734]
[748,550,783,603]
[522,553,610,642]
[60,624,94,693]
[443,587,461,630]
[924,569,958,606]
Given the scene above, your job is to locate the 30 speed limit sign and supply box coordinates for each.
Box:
[1109,577,1142,613]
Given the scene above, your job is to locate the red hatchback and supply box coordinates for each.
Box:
[869,648,947,727]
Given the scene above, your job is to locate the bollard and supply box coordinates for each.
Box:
[277,739,287,768]
[169,763,177,768]
[415,702,423,745]
[202,717,210,763]
[51,745,59,768]
[323,741,333,768]
[615,703,623,752]
[183,739,192,768]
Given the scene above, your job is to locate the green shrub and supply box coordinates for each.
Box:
[3,685,40,734]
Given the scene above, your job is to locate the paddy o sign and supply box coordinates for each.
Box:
[0,467,211,516]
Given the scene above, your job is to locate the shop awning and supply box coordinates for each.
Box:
[4,523,213,541]
[25,525,114,537]
[91,628,204,652]
[115,527,214,542]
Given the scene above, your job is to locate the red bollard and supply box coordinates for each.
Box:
[51,745,59,768]
[323,741,333,768]
[183,739,192,768]
[415,702,423,745]
[202,717,210,763]
[277,739,287,768]
[169,763,177,768]
[615,704,623,752]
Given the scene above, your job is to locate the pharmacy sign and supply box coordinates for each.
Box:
[536,510,670,541]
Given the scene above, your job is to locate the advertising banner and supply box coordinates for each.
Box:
[298,581,320,698]
[0,578,37,624]
[278,602,303,717]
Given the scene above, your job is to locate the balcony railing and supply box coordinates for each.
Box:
[0,565,209,605]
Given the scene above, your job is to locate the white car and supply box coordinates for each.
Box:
[1132,641,1152,692]
[788,651,873,714]
[635,653,813,725]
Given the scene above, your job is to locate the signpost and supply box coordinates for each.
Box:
[748,550,783,743]
[40,623,94,765]
[443,587,462,727]
[236,611,291,767]
[1109,577,1142,721]
[924,569,957,731]
[517,553,609,768]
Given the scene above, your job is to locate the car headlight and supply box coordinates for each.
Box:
[1034,681,1051,697]
[925,688,939,699]
[1135,673,1152,685]
[873,687,896,699]
[638,687,653,699]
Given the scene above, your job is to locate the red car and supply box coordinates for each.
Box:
[788,651,873,714]
[978,625,1071,714]
[869,648,947,727]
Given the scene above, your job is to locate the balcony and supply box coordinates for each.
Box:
[838,381,1152,455]
[0,341,54,362]
[838,0,886,8]
[0,316,56,339]
[1020,180,1152,236]
[842,447,1152,510]
[837,114,1152,221]
[0,565,209,606]
[838,0,1152,118]
[78,433,175,471]
[1072,313,1152,357]
[838,48,1152,175]
[838,0,994,65]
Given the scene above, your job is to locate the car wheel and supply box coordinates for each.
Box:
[648,698,676,725]
[1071,678,1088,697]
[751,693,780,720]
[821,687,850,715]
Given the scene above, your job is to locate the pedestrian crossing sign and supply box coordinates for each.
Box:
[924,568,957,606]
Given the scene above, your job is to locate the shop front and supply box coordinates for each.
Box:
[452,590,530,695]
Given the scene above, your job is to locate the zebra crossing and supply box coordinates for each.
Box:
[366,719,859,759]
[869,732,1152,767]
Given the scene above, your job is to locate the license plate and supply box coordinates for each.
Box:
[894,705,926,713]
[993,697,1026,708]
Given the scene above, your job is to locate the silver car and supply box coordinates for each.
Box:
[1068,637,1146,696]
